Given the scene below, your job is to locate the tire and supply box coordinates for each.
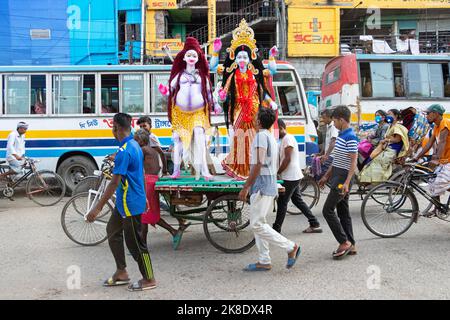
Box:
[61,192,112,246]
[26,170,66,206]
[288,178,320,215]
[57,156,97,195]
[203,194,255,253]
[361,182,418,238]
[72,176,101,195]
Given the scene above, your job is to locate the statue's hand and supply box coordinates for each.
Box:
[158,84,169,96]
[270,101,278,111]
[218,89,227,101]
[213,38,222,53]
[269,46,279,58]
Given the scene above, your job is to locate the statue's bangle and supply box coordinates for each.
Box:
[212,52,219,57]
[268,56,275,61]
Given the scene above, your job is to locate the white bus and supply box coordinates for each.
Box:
[320,54,450,124]
[0,62,317,192]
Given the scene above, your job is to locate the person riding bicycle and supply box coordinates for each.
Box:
[413,104,450,217]
[1,122,28,180]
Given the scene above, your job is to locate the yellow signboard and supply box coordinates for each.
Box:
[148,39,184,57]
[288,8,340,57]
[147,0,178,10]
[287,0,450,9]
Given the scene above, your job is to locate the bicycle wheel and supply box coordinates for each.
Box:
[390,169,433,216]
[26,170,66,206]
[61,192,112,246]
[203,194,255,253]
[361,182,418,238]
[288,178,320,214]
[72,176,100,195]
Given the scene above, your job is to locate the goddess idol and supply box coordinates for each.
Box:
[210,19,278,180]
[159,37,221,180]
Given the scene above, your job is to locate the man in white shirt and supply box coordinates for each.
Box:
[318,109,339,177]
[273,119,322,234]
[1,122,28,179]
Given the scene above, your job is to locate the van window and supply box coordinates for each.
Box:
[276,86,303,116]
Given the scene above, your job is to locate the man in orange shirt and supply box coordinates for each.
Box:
[414,104,450,217]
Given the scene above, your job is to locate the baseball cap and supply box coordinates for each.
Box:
[17,121,29,129]
[426,104,445,115]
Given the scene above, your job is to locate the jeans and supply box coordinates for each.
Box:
[107,208,154,280]
[250,192,295,265]
[273,179,320,232]
[322,167,355,245]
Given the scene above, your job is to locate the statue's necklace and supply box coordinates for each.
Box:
[183,70,199,85]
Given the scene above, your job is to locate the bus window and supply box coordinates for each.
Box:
[83,75,95,114]
[429,64,444,98]
[359,62,394,98]
[122,74,144,113]
[53,75,82,114]
[325,68,340,85]
[152,73,170,113]
[101,74,119,114]
[406,63,433,98]
[5,75,30,114]
[444,63,450,97]
[371,62,394,98]
[393,63,404,97]
[276,86,302,116]
[359,62,372,97]
[31,75,46,114]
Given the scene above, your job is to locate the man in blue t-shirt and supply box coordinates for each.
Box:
[319,106,358,260]
[87,113,156,292]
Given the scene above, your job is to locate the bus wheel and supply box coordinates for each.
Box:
[57,156,97,195]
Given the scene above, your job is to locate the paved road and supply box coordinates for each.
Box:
[0,190,449,300]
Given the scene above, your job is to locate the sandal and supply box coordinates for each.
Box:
[243,263,272,272]
[103,276,130,287]
[332,245,352,260]
[127,280,157,292]
[286,244,301,269]
[172,222,191,250]
[303,226,323,234]
[348,245,357,256]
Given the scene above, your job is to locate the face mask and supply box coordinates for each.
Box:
[375,115,382,123]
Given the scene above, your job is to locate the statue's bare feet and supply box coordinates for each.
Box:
[171,170,181,179]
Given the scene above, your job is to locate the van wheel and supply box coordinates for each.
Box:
[57,156,97,195]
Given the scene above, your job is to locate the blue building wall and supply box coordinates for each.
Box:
[0,0,142,65]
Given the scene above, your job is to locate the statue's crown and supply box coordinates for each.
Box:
[227,19,258,60]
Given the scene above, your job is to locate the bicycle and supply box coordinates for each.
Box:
[72,156,114,196]
[360,162,450,238]
[61,159,114,246]
[0,157,66,206]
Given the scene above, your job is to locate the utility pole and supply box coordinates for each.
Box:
[129,34,134,64]
[280,0,287,60]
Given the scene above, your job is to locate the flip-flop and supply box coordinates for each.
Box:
[286,245,301,269]
[243,263,272,272]
[332,247,352,260]
[172,222,191,250]
[103,276,130,287]
[127,280,157,292]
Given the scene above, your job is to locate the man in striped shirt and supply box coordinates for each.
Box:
[319,106,358,260]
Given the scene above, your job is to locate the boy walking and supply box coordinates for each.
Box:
[87,113,156,291]
[319,106,358,259]
[239,108,300,271]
